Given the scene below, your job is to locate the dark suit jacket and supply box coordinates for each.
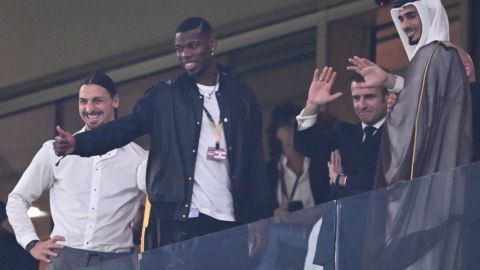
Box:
[294,121,383,200]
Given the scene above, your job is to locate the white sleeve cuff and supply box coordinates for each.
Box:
[389,75,404,93]
[136,158,148,192]
[296,109,318,131]
[18,233,40,249]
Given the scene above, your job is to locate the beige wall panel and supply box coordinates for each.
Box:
[0,105,55,239]
[376,38,409,73]
[0,0,320,89]
[241,60,315,108]
[239,59,315,156]
[327,11,375,123]
[60,97,84,133]
[0,105,55,179]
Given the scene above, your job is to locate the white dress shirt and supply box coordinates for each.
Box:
[7,128,147,253]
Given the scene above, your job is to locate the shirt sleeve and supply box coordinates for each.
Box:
[6,142,55,249]
[389,75,405,93]
[296,109,318,131]
[136,158,148,193]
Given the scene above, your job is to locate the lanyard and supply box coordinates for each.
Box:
[279,162,302,202]
[202,106,223,149]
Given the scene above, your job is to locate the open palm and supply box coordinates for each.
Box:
[307,66,342,105]
[347,56,388,88]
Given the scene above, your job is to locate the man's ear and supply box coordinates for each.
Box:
[209,34,217,52]
[112,95,120,109]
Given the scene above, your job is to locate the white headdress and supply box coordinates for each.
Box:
[391,0,449,60]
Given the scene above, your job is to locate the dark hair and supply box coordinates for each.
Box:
[0,200,6,223]
[267,103,301,160]
[176,17,213,37]
[351,72,366,83]
[82,72,117,97]
[350,72,388,95]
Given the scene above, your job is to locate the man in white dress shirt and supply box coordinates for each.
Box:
[6,72,147,270]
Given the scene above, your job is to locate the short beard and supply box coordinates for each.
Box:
[408,37,419,45]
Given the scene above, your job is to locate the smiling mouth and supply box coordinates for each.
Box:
[405,28,416,37]
[184,62,196,70]
[84,114,101,120]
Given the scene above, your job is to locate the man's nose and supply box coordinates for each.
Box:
[358,99,368,109]
[401,20,410,31]
[85,102,95,112]
[180,48,192,58]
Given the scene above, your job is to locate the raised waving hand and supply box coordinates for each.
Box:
[304,66,342,116]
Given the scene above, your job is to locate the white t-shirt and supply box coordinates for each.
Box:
[191,82,234,221]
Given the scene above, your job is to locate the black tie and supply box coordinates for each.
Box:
[363,126,376,144]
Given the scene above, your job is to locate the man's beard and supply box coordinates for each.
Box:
[408,37,419,45]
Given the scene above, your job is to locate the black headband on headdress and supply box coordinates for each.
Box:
[393,0,419,8]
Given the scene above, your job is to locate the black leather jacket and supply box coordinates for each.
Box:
[74,66,271,223]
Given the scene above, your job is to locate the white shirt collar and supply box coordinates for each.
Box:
[361,117,386,131]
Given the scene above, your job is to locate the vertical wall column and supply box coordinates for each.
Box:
[316,13,328,113]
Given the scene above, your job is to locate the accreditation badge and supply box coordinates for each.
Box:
[207,147,227,161]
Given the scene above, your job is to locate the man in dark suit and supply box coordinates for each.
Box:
[294,66,387,200]
[297,67,388,269]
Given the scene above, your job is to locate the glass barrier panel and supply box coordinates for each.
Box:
[82,162,480,270]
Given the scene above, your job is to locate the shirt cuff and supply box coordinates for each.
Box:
[18,233,40,250]
[389,75,404,93]
[296,109,318,131]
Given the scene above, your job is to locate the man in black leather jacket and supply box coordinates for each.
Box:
[54,17,271,250]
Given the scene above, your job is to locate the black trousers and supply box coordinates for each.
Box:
[159,213,238,246]
[143,208,250,270]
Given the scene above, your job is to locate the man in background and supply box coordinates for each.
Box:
[0,200,38,270]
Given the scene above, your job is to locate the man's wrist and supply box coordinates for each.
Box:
[25,240,39,253]
[388,75,404,93]
[335,173,346,186]
[304,101,319,116]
